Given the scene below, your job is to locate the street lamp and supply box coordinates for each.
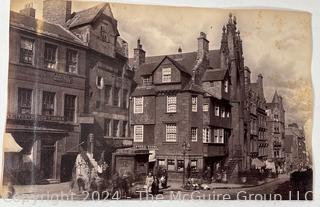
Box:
[182,141,191,186]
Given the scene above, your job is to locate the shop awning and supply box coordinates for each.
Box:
[251,158,265,169]
[149,150,156,162]
[3,133,22,152]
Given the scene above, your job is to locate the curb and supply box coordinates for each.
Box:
[162,177,280,192]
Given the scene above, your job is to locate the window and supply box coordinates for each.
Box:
[66,49,78,73]
[105,85,112,105]
[224,80,228,93]
[192,96,198,112]
[122,121,128,137]
[226,111,230,118]
[96,76,104,89]
[158,159,165,166]
[166,124,177,142]
[133,97,143,114]
[143,76,152,86]
[134,125,143,142]
[167,95,176,113]
[203,128,210,143]
[190,160,198,172]
[215,106,220,116]
[221,107,225,118]
[100,25,109,42]
[122,89,128,108]
[42,91,55,116]
[213,129,219,143]
[44,43,57,69]
[219,129,224,143]
[20,37,34,64]
[113,120,119,137]
[203,104,209,112]
[113,88,120,107]
[167,159,175,171]
[177,160,184,172]
[274,114,279,121]
[162,68,171,83]
[191,127,198,142]
[104,119,111,136]
[18,88,32,114]
[64,95,76,121]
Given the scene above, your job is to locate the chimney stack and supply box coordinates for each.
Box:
[133,38,146,69]
[43,0,72,25]
[19,3,36,18]
[257,74,263,89]
[197,32,209,60]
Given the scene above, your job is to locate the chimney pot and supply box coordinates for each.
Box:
[19,4,36,18]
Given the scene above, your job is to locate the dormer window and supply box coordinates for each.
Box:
[162,68,171,83]
[100,25,109,42]
[143,76,152,86]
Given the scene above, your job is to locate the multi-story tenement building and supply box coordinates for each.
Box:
[285,123,307,170]
[5,5,86,184]
[4,1,133,184]
[62,2,134,162]
[130,14,247,180]
[244,69,268,167]
[266,91,286,172]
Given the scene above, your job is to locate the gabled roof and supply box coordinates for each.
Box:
[272,90,280,103]
[10,11,84,45]
[66,3,119,35]
[132,49,221,78]
[202,68,228,82]
[139,56,192,76]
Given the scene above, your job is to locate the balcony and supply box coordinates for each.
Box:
[7,113,67,123]
[203,144,228,157]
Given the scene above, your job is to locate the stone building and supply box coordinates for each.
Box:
[285,123,307,170]
[266,91,286,172]
[5,6,86,184]
[244,70,268,168]
[62,2,134,162]
[4,1,133,184]
[130,14,248,180]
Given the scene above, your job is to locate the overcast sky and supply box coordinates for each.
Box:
[10,0,312,152]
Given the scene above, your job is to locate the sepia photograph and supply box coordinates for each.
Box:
[0,0,314,202]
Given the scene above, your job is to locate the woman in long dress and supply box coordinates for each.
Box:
[145,172,153,193]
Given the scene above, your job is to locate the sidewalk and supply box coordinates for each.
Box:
[163,174,288,191]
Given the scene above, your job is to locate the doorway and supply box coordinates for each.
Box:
[40,139,56,179]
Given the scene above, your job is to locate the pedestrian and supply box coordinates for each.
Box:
[145,172,153,193]
[162,169,168,188]
[151,176,159,195]
[186,162,191,179]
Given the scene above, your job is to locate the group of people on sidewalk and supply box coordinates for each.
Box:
[145,169,168,195]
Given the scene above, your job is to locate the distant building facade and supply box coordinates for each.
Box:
[244,70,268,168]
[266,91,286,172]
[285,123,307,170]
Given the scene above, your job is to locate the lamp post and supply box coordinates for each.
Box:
[182,141,191,187]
